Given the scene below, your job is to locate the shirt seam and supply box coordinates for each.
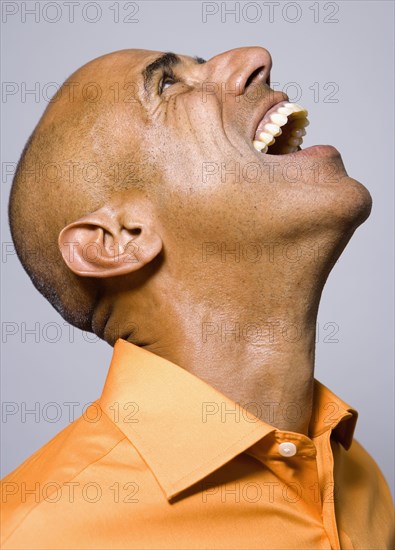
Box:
[2,436,127,546]
[3,415,87,483]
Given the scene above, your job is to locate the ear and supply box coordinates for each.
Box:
[58,205,162,278]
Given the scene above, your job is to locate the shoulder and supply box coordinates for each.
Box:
[345,438,392,490]
[1,402,125,547]
[332,438,394,548]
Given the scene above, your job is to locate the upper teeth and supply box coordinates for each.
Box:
[265,123,282,137]
[270,113,288,126]
[253,101,309,155]
[259,132,275,145]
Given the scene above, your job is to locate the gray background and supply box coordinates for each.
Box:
[1,0,394,497]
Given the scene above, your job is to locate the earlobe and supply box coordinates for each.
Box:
[58,210,162,278]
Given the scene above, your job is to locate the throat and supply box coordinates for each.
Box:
[153,298,319,436]
[198,325,316,435]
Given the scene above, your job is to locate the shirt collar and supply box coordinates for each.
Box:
[309,379,358,450]
[98,338,358,500]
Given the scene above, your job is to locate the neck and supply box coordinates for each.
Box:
[112,269,322,436]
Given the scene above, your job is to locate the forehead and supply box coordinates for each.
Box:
[57,49,209,112]
[42,49,203,132]
[85,49,200,80]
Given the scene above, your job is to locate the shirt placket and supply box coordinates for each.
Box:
[313,430,346,550]
[248,430,342,549]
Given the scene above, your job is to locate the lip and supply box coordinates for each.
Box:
[250,90,289,142]
[265,144,341,159]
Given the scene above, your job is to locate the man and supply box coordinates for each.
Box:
[2,47,393,549]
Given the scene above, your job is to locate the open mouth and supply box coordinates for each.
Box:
[253,101,309,155]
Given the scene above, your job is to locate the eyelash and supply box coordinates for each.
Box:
[159,71,178,94]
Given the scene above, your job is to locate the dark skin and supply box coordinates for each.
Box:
[54,47,371,435]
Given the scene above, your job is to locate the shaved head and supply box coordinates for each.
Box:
[9,51,161,330]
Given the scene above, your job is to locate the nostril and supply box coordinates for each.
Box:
[245,66,267,89]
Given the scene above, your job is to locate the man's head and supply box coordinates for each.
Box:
[9,47,372,343]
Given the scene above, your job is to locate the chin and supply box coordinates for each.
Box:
[335,176,373,230]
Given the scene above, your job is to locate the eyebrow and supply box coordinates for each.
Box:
[142,52,207,93]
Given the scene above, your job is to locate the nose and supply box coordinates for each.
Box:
[204,47,272,97]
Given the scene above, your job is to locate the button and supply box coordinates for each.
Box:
[278,442,297,457]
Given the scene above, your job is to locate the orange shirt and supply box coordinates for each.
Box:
[1,338,393,549]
